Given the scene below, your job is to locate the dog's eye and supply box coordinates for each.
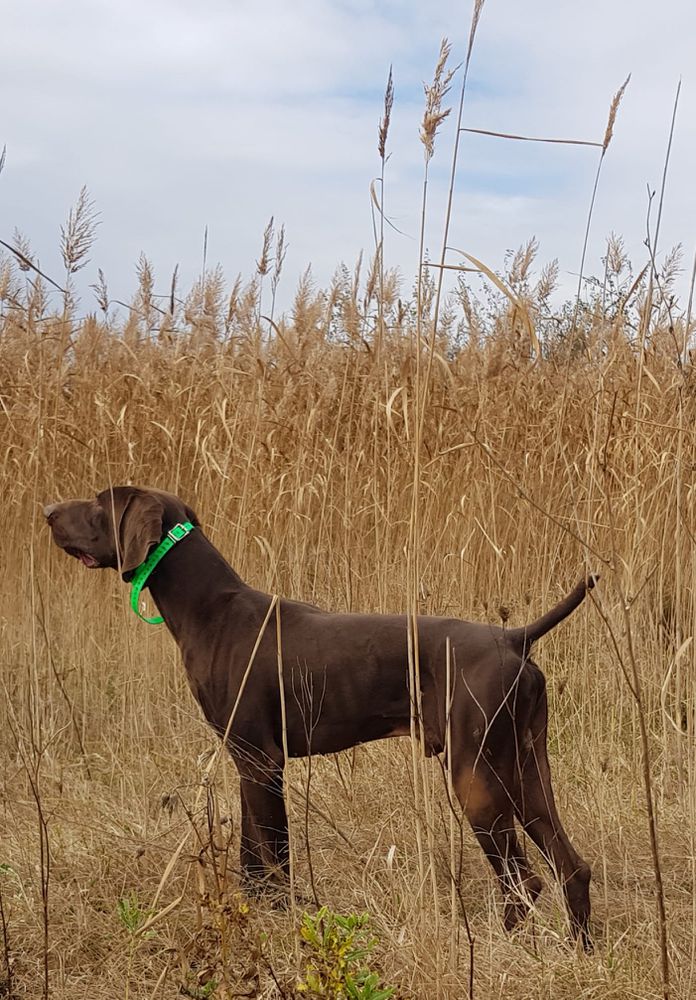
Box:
[90,505,108,529]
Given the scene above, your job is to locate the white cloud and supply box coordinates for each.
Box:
[1,0,694,314]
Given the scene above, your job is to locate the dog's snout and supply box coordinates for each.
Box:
[44,503,59,521]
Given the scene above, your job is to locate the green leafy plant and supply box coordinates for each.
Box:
[297,907,395,1000]
[117,892,155,1000]
[180,979,218,999]
[117,892,153,935]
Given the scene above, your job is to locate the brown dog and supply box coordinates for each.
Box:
[45,485,594,945]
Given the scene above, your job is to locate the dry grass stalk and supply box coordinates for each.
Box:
[420,39,456,163]
[466,0,486,63]
[375,66,395,359]
[60,185,98,276]
[378,65,394,161]
[462,126,602,147]
[571,75,631,338]
[603,74,631,151]
[270,224,287,325]
[90,267,109,316]
[256,216,274,278]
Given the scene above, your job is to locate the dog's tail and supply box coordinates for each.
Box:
[507,573,599,654]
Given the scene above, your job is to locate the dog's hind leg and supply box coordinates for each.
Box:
[456,760,543,931]
[514,678,592,947]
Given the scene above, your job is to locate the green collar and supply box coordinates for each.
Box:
[129,521,195,624]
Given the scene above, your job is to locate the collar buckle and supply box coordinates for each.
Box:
[168,522,191,543]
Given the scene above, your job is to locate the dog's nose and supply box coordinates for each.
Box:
[44,503,59,519]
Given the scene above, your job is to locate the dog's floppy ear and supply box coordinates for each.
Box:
[115,492,165,575]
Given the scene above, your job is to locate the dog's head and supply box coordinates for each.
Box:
[44,486,199,578]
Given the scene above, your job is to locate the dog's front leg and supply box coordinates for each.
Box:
[238,765,289,896]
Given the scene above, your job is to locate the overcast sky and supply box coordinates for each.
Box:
[2,0,695,316]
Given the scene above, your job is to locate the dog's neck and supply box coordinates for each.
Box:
[143,529,248,641]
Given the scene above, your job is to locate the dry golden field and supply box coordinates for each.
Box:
[1,238,695,1000]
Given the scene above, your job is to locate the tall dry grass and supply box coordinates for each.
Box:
[1,237,695,998]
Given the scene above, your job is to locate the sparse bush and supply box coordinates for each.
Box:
[298,908,395,1000]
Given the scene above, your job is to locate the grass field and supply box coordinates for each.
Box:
[2,18,695,998]
[1,262,695,998]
